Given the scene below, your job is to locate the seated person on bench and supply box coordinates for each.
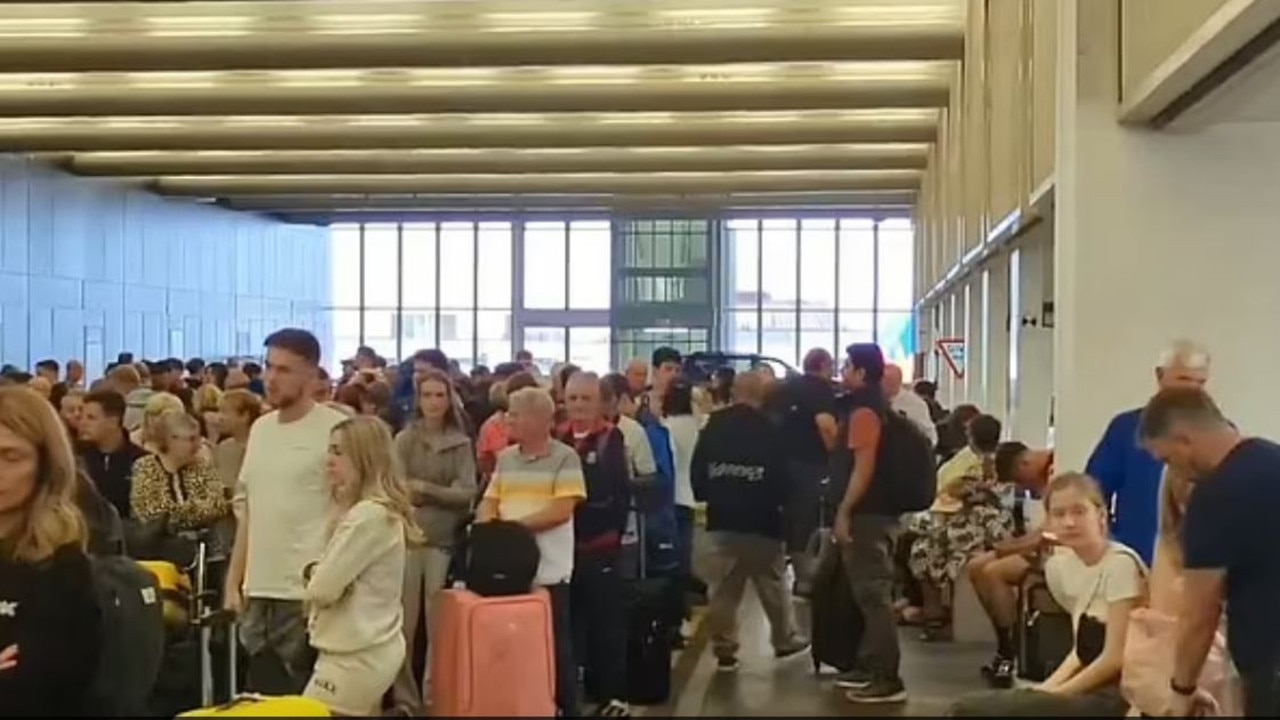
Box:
[952,473,1146,717]
[904,414,1010,641]
[967,441,1053,686]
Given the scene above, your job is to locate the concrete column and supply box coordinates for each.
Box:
[1053,0,1280,469]
[1011,231,1054,446]
[964,277,983,404]
[941,291,959,407]
[982,255,1010,420]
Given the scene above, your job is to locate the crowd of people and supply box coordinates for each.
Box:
[1,332,1279,718]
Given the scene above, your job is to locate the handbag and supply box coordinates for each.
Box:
[1121,608,1239,716]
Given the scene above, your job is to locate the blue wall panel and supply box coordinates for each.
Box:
[0,156,332,379]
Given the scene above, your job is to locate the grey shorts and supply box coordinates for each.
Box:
[239,597,316,692]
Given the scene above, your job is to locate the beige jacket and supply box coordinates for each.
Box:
[393,423,477,548]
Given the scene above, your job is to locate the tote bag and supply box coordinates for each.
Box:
[1121,607,1240,716]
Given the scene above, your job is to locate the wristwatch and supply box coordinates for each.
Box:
[1170,679,1197,697]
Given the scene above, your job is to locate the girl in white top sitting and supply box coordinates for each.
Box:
[303,416,423,717]
[952,472,1147,717]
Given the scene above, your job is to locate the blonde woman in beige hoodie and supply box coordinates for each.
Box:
[302,416,422,717]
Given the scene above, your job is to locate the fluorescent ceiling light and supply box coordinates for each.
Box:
[0,17,86,37]
[482,11,600,31]
[143,16,253,37]
[309,14,423,34]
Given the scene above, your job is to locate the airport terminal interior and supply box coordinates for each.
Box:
[3,0,1280,717]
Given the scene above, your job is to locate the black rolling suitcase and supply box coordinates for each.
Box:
[806,480,863,674]
[1016,574,1072,681]
[624,508,674,705]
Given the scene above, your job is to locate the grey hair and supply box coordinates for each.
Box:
[1157,340,1211,371]
[155,410,200,453]
[507,386,556,418]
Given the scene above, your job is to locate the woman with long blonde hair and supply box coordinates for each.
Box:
[389,369,476,716]
[302,416,421,717]
[0,386,101,715]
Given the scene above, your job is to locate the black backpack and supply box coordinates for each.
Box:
[827,407,935,514]
[89,556,167,716]
[877,410,937,513]
[465,520,541,597]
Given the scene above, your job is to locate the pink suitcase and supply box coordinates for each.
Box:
[429,588,557,717]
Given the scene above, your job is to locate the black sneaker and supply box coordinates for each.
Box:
[716,656,740,673]
[988,657,1015,689]
[834,668,873,688]
[844,677,907,704]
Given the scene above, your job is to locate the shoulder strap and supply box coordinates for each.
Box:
[1076,543,1148,619]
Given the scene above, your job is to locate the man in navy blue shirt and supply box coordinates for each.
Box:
[1139,387,1280,717]
[1086,340,1210,565]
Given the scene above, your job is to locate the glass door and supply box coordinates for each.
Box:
[567,327,612,373]
[521,326,567,376]
[521,326,612,375]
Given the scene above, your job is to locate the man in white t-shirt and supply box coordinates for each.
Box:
[223,328,347,694]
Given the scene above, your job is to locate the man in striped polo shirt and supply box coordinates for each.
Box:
[477,386,586,717]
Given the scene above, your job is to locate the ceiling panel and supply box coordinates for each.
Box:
[0,1,964,70]
[0,110,940,151]
[0,62,952,116]
[0,1,963,212]
[59,144,931,176]
[154,170,922,196]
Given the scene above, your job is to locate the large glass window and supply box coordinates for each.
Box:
[568,222,611,310]
[522,220,612,311]
[402,223,438,310]
[523,222,567,310]
[323,220,513,372]
[723,216,915,369]
[877,218,915,311]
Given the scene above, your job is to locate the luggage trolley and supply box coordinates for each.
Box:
[178,528,239,707]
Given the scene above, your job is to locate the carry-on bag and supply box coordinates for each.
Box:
[624,507,674,706]
[806,479,863,674]
[1016,575,1072,681]
[465,519,540,597]
[88,555,167,716]
[429,588,558,717]
[178,694,329,717]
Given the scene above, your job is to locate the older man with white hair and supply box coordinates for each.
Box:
[477,386,586,717]
[1084,339,1210,565]
[883,365,938,446]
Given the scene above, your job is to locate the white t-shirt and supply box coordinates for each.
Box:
[891,390,939,445]
[234,402,348,600]
[663,415,700,508]
[1045,542,1145,622]
[616,414,657,479]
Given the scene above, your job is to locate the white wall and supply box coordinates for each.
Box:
[1054,0,1280,470]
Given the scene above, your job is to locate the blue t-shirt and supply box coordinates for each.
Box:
[1085,408,1163,565]
[1182,437,1280,676]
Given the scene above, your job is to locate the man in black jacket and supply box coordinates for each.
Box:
[692,370,809,673]
[79,390,146,520]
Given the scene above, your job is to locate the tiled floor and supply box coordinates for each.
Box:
[652,592,995,717]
